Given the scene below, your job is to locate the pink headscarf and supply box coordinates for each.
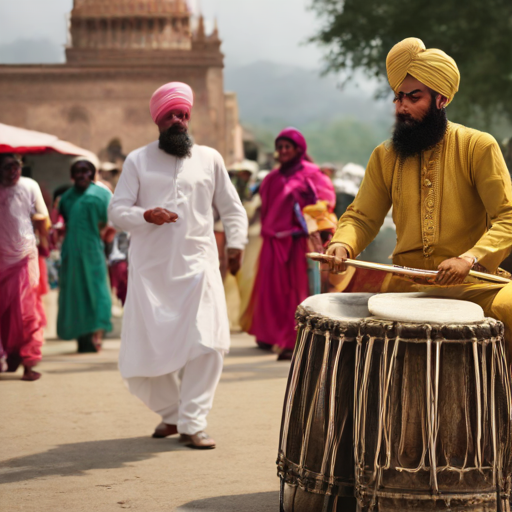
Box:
[149,82,194,125]
[275,127,307,159]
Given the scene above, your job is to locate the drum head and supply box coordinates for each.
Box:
[368,292,485,324]
[301,293,375,321]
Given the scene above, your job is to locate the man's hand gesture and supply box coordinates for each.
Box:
[227,248,243,276]
[325,243,349,274]
[144,208,179,226]
[435,257,473,286]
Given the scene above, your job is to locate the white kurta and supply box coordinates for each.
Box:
[0,176,49,286]
[109,142,248,379]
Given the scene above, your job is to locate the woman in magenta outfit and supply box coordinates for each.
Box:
[247,128,335,360]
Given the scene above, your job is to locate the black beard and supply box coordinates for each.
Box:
[158,126,193,158]
[392,98,448,159]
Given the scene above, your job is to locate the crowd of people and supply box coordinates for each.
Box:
[0,78,341,446]
[2,36,512,451]
[0,109,343,371]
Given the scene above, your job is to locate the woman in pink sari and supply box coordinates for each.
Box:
[245,128,335,360]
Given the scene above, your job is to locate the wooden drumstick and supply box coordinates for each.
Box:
[306,252,511,284]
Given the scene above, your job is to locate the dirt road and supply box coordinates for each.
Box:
[1,333,290,511]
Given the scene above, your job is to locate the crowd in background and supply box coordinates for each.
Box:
[0,125,375,379]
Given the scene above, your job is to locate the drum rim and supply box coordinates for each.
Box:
[297,306,505,343]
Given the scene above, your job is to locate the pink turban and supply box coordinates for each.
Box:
[149,82,194,125]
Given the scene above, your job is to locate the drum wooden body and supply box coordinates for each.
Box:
[356,318,512,511]
[278,293,374,512]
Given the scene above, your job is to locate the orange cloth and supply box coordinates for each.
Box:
[303,200,338,232]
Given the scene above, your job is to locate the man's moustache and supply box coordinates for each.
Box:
[396,113,415,123]
[167,125,187,134]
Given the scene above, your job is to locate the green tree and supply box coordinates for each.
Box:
[309,0,512,127]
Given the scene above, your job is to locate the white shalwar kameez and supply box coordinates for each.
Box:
[109,141,248,434]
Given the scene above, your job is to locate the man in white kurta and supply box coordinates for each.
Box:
[109,82,248,449]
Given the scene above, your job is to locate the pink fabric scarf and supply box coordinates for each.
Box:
[275,127,311,177]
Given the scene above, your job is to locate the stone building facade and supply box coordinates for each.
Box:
[0,0,242,164]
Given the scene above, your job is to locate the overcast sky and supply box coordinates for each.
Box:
[0,0,326,68]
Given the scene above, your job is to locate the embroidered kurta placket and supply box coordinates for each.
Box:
[421,142,443,262]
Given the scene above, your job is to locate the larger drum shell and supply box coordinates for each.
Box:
[355,319,512,511]
[278,305,363,511]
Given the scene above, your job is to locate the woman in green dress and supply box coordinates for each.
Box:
[57,159,113,353]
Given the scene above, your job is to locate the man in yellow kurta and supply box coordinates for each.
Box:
[327,37,512,352]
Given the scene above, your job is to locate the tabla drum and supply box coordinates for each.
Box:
[277,292,375,512]
[355,293,512,511]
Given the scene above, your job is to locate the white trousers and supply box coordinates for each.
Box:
[126,347,224,435]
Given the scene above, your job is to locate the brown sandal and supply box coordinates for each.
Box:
[152,422,178,438]
[180,431,216,449]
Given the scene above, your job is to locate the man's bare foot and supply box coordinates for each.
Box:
[21,367,41,381]
[92,331,103,353]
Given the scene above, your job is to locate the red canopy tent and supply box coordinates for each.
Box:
[0,123,98,163]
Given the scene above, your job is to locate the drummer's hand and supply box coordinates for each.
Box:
[227,248,243,276]
[325,243,349,273]
[144,208,179,226]
[436,257,472,286]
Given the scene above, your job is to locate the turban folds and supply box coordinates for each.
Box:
[149,82,194,125]
[386,38,460,105]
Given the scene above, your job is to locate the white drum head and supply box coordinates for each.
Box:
[301,293,375,321]
[368,293,485,324]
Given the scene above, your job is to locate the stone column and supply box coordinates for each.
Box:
[92,19,98,48]
[72,20,81,48]
[106,18,113,48]
[160,17,168,48]
[142,17,147,48]
[131,18,137,48]
[153,17,159,48]
[83,20,90,48]
[100,19,106,48]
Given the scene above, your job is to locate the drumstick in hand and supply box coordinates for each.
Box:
[306,252,435,281]
[306,252,511,284]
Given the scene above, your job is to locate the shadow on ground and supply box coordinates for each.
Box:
[175,491,279,511]
[222,358,291,383]
[0,437,186,485]
[226,345,275,358]
[43,361,120,374]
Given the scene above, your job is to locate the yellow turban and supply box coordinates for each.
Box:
[386,38,460,105]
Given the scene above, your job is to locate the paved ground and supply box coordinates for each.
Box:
[0,333,290,511]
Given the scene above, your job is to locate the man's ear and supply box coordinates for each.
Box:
[436,95,448,110]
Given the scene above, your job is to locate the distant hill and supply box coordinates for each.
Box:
[224,61,393,129]
[225,61,393,165]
